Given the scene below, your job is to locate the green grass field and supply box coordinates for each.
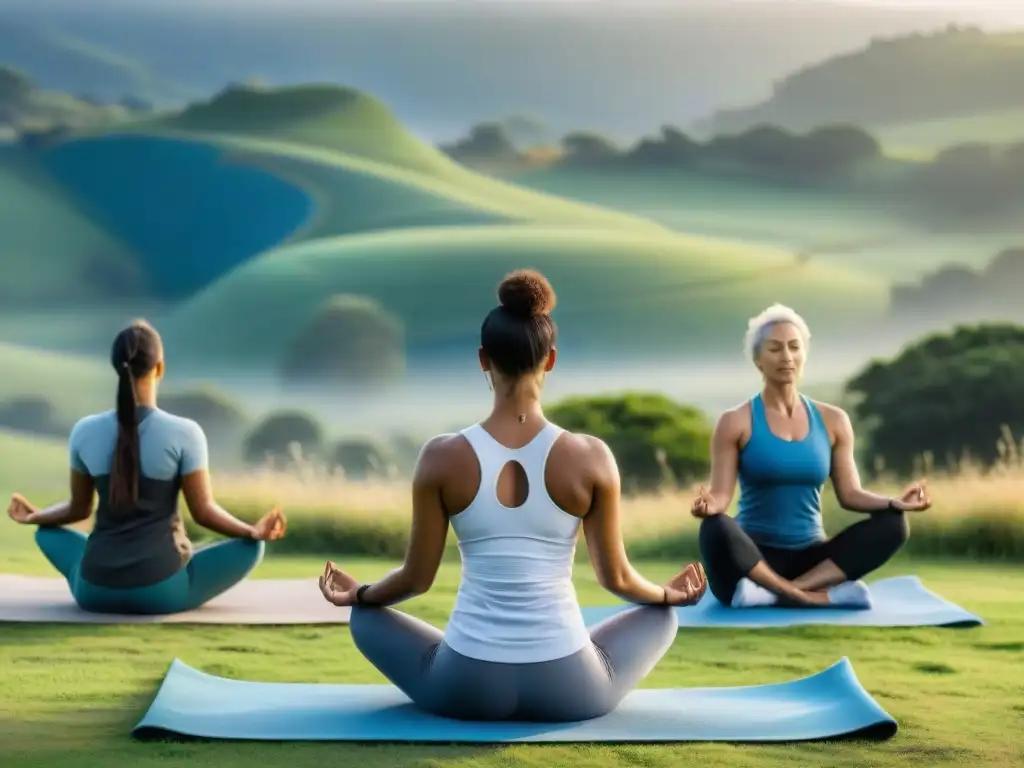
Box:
[0,530,1020,768]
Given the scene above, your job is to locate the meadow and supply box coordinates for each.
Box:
[2,54,1024,768]
[1,455,1022,768]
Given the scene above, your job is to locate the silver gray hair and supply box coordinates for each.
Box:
[744,304,811,362]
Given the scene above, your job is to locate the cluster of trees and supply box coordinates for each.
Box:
[845,323,1024,476]
[442,120,883,180]
[547,393,712,492]
[278,294,405,393]
[444,115,1024,224]
[239,392,714,491]
[2,321,1016,487]
[241,411,414,480]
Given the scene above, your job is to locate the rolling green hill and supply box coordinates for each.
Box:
[152,84,456,178]
[162,225,888,371]
[0,147,144,306]
[695,27,1024,149]
[11,84,667,302]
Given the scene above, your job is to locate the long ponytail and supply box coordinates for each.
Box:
[109,362,140,509]
[108,319,163,510]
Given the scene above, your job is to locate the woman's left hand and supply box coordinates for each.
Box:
[318,560,360,607]
[7,494,37,524]
[894,480,931,512]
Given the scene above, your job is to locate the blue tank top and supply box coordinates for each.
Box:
[734,393,831,549]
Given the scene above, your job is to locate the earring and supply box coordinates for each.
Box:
[482,371,493,392]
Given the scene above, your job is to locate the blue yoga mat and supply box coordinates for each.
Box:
[581,576,982,629]
[133,657,896,743]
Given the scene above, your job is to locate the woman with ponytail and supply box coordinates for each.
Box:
[7,319,287,615]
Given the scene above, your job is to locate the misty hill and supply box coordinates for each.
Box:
[150,83,457,178]
[2,81,665,307]
[695,26,1024,140]
[0,1,1015,141]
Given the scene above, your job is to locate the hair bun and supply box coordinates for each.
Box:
[497,269,556,318]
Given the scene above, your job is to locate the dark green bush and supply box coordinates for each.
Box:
[242,410,324,467]
[547,392,712,493]
[280,294,405,391]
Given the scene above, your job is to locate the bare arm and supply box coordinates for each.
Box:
[359,437,450,606]
[703,411,742,515]
[180,470,258,539]
[583,437,668,605]
[828,407,894,512]
[28,471,95,526]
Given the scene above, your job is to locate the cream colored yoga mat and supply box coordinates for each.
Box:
[0,575,353,624]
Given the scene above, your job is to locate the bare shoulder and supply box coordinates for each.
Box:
[552,430,616,476]
[716,401,751,437]
[414,433,475,483]
[809,400,854,436]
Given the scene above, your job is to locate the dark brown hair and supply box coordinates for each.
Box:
[108,319,163,509]
[480,269,557,380]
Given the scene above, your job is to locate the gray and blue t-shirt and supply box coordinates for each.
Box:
[69,406,209,588]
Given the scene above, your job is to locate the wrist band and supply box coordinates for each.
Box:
[355,583,373,605]
[662,587,669,604]
[886,498,900,511]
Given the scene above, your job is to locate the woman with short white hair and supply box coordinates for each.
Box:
[691,304,932,609]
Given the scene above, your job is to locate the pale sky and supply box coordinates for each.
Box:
[11,0,1024,24]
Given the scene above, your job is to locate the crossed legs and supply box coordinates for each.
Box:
[698,512,909,608]
[350,603,678,722]
[34,526,264,614]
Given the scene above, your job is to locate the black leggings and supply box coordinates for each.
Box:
[698,511,909,606]
[350,603,678,722]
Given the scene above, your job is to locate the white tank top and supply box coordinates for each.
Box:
[442,422,591,664]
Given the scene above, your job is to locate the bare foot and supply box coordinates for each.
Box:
[793,589,832,608]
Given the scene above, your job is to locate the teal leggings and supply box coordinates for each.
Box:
[35,527,265,615]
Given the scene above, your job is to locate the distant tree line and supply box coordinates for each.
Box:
[1,322,1018,487]
[444,116,1024,223]
[443,121,884,181]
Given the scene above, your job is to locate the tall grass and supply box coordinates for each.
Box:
[191,447,1024,563]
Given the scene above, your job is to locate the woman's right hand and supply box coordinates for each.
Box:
[7,494,37,525]
[663,562,708,606]
[690,486,717,518]
[319,561,360,607]
[252,506,287,541]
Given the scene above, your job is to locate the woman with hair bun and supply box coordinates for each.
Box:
[692,304,930,611]
[7,319,286,614]
[319,269,706,723]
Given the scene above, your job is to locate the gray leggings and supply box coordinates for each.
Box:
[350,604,678,722]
